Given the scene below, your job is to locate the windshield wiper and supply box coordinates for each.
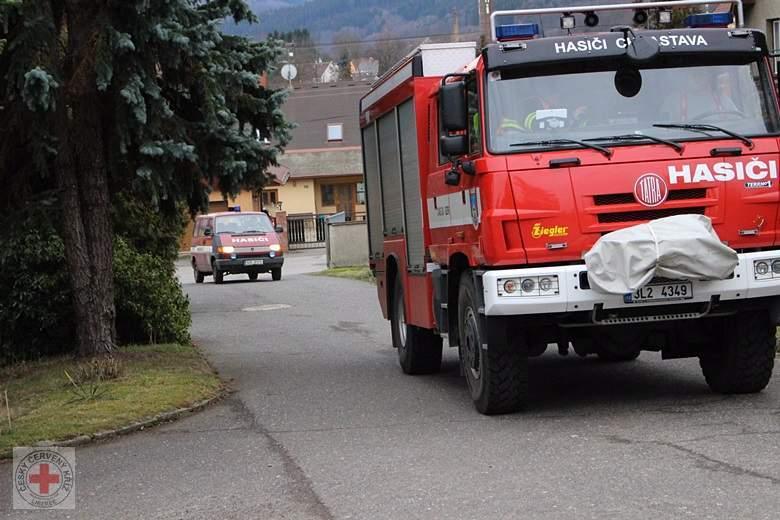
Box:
[509,138,612,158]
[652,123,753,149]
[584,133,683,153]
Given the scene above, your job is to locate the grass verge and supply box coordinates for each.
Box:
[0,344,223,458]
[317,266,375,283]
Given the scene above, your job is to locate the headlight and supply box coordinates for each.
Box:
[498,275,559,297]
[270,244,281,252]
[755,261,769,276]
[771,260,780,275]
[218,245,235,254]
[520,278,536,293]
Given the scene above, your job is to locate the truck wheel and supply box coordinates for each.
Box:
[213,262,224,284]
[700,312,776,394]
[458,272,528,415]
[271,268,282,281]
[248,273,259,281]
[391,276,442,374]
[193,264,204,284]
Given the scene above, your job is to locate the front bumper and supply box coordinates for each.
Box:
[215,256,284,272]
[482,251,780,318]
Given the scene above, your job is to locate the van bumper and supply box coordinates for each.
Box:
[215,256,284,272]
[481,251,780,321]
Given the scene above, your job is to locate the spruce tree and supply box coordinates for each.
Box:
[0,0,290,356]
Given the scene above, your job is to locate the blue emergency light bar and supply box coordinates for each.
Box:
[684,12,733,28]
[495,23,540,41]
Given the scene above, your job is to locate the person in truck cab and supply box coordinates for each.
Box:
[664,66,740,122]
[496,76,591,134]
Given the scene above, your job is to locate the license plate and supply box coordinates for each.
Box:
[624,281,693,304]
[245,259,264,266]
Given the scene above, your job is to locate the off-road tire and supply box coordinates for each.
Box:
[271,268,282,281]
[700,312,776,394]
[193,265,205,284]
[391,276,442,374]
[458,272,528,415]
[248,273,259,281]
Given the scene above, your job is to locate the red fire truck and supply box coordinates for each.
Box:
[359,0,780,414]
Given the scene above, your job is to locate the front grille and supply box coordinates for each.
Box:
[593,188,707,206]
[597,206,705,224]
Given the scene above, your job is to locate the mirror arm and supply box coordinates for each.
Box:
[440,72,469,86]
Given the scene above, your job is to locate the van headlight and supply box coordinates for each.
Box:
[269,244,281,252]
[217,245,235,254]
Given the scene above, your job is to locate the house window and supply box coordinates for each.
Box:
[327,123,343,142]
[321,184,335,205]
[356,182,366,204]
[261,189,278,209]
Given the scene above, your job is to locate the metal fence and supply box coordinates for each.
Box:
[287,215,327,250]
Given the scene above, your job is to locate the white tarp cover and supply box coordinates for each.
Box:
[584,214,738,295]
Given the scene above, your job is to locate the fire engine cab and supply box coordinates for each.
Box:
[359,0,780,414]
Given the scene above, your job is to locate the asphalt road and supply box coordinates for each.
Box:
[3,250,779,519]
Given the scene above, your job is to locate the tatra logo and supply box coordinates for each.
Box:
[667,159,778,185]
[634,173,668,207]
[531,223,568,239]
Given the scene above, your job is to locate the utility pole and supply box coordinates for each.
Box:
[478,0,492,47]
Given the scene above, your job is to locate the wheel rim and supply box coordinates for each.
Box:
[462,307,481,383]
[396,294,407,350]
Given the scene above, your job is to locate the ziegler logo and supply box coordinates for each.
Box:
[634,173,668,207]
[531,223,568,239]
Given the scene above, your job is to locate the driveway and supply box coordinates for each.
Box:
[3,249,779,519]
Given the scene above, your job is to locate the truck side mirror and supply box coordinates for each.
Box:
[275,225,284,233]
[439,81,468,132]
[440,134,468,157]
[204,227,212,237]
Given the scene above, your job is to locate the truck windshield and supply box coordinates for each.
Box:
[215,214,274,234]
[487,61,779,154]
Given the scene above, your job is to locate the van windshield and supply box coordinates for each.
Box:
[486,61,780,154]
[215,214,274,234]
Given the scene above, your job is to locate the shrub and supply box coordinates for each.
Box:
[0,209,191,364]
[113,238,191,345]
[0,209,74,364]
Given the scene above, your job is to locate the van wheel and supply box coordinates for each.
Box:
[248,273,258,281]
[213,263,224,284]
[271,268,282,281]
[391,276,442,374]
[193,264,204,284]
[458,272,527,415]
[700,312,776,394]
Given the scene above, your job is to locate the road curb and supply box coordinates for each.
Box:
[30,387,232,451]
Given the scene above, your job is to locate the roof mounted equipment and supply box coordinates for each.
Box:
[490,0,745,42]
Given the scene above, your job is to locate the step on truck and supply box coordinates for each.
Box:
[359,0,780,414]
